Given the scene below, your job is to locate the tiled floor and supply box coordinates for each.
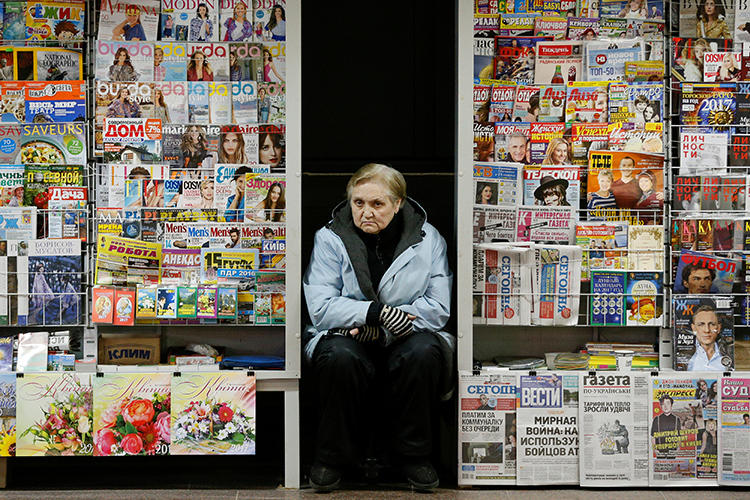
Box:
[0,489,749,499]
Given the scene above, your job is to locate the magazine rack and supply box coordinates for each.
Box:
[0,0,302,489]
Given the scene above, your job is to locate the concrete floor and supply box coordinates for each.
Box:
[0,489,748,499]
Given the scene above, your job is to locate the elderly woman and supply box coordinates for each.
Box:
[303,164,453,491]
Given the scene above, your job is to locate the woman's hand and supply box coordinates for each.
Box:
[379,305,416,338]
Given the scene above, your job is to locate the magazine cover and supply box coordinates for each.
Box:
[171,372,256,454]
[161,123,221,171]
[571,123,609,166]
[516,372,579,485]
[98,0,160,41]
[516,206,575,244]
[95,234,162,286]
[649,375,719,486]
[625,271,664,326]
[95,81,154,151]
[176,286,197,317]
[220,0,253,41]
[702,175,744,211]
[0,207,35,240]
[579,372,650,487]
[261,41,284,83]
[703,51,741,81]
[136,285,157,318]
[474,35,495,81]
[512,85,542,122]
[95,41,154,82]
[624,60,665,82]
[26,239,81,326]
[151,81,188,124]
[488,82,516,122]
[188,81,209,124]
[608,123,664,153]
[92,373,171,456]
[531,244,582,326]
[498,13,540,36]
[161,248,201,284]
[528,122,565,164]
[576,221,628,280]
[493,36,549,85]
[565,81,609,124]
[473,206,518,243]
[16,372,92,456]
[474,162,523,207]
[673,250,738,294]
[232,81,257,123]
[718,376,750,484]
[113,288,136,326]
[534,16,567,39]
[4,3,26,41]
[457,371,517,485]
[474,122,494,162]
[673,296,734,371]
[103,117,162,164]
[15,47,82,81]
[680,82,736,126]
[608,82,663,127]
[627,224,664,271]
[217,285,237,318]
[0,83,24,123]
[679,131,728,174]
[671,37,733,81]
[197,285,217,317]
[154,42,188,81]
[200,247,259,284]
[24,81,86,123]
[253,0,285,41]
[587,150,665,223]
[522,165,580,207]
[576,0,599,17]
[534,40,583,85]
[537,85,565,122]
[156,285,177,318]
[730,134,750,165]
[229,42,263,81]
[0,374,15,455]
[567,17,599,40]
[47,185,87,240]
[474,243,533,326]
[585,39,644,81]
[0,164,23,208]
[187,42,230,81]
[493,122,530,163]
[590,270,626,326]
[209,82,231,123]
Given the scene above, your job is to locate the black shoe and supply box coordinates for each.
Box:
[401,460,439,491]
[309,462,342,492]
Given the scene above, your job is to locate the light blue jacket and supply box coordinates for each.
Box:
[303,198,455,398]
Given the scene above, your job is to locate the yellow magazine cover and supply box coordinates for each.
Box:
[95,233,162,286]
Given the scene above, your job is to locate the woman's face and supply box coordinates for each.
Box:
[201,181,213,199]
[188,126,200,143]
[154,48,163,64]
[552,143,567,163]
[199,5,208,17]
[629,0,640,9]
[584,31,595,40]
[706,419,716,431]
[595,92,607,110]
[230,53,237,64]
[644,106,654,121]
[269,185,281,203]
[235,2,246,17]
[259,135,281,165]
[700,380,708,390]
[722,53,734,69]
[236,174,246,192]
[119,88,130,99]
[481,185,492,202]
[117,50,127,63]
[705,0,715,15]
[263,51,270,62]
[274,6,283,19]
[222,133,240,156]
[194,52,205,65]
[543,188,560,206]
[695,44,707,60]
[636,100,647,112]
[598,174,612,191]
[155,89,163,100]
[638,176,653,192]
[350,180,401,235]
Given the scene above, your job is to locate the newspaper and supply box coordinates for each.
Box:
[516,371,579,485]
[473,243,533,326]
[458,371,517,485]
[649,374,719,486]
[718,374,750,485]
[530,244,582,326]
[579,372,650,486]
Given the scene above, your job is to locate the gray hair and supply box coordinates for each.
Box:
[346,163,407,203]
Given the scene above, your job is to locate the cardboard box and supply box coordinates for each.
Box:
[98,334,161,365]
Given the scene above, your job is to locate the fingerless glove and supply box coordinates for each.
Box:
[354,324,380,343]
[379,304,413,338]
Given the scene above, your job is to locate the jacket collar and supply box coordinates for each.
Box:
[327,197,427,300]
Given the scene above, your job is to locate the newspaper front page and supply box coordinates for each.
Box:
[718,374,750,485]
[516,371,579,485]
[458,371,517,485]
[649,374,719,486]
[579,371,649,486]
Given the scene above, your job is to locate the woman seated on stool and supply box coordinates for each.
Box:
[303,163,453,491]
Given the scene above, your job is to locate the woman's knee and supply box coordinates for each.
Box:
[314,335,375,378]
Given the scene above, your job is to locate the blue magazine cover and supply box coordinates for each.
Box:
[27,239,81,326]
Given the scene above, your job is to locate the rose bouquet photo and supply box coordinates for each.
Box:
[94,393,170,456]
[18,382,93,456]
[173,399,255,454]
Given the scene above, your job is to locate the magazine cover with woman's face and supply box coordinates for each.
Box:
[99,0,160,41]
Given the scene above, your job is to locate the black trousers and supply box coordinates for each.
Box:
[312,331,443,467]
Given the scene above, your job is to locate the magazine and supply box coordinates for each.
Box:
[680,82,736,126]
[3,3,26,41]
[493,122,530,163]
[498,13,540,36]
[473,243,533,325]
[566,17,599,40]
[219,0,254,42]
[47,186,87,240]
[254,0,285,42]
[473,206,518,244]
[608,82,664,127]
[25,1,85,42]
[24,81,86,123]
[673,296,734,371]
[599,0,664,19]
[571,123,609,166]
[576,221,628,280]
[578,372,650,487]
[474,35,496,81]
[474,162,523,207]
[98,0,160,41]
[624,60,665,82]
[585,39,644,81]
[650,374,720,485]
[607,123,664,153]
[188,42,230,81]
[528,122,565,164]
[530,244,583,326]
[95,41,154,82]
[516,206,575,244]
[534,40,583,85]
[536,85,565,122]
[534,16,567,39]
[229,42,264,81]
[457,371,517,485]
[94,234,162,286]
[718,376,750,484]
[154,42,188,81]
[703,51,741,82]
[171,372,256,454]
[679,130,728,175]
[493,36,549,85]
[565,81,609,124]
[474,122,495,162]
[522,164,580,208]
[673,250,738,294]
[590,270,627,326]
[516,372,579,485]
[627,224,664,271]
[232,80,258,123]
[671,37,733,82]
[15,47,82,81]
